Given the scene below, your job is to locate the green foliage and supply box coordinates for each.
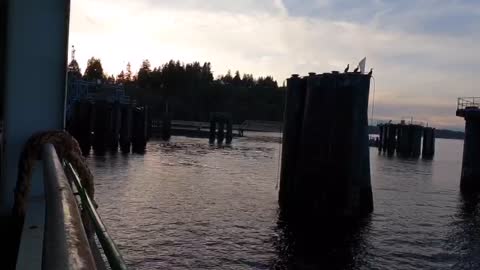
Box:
[83,57,104,82]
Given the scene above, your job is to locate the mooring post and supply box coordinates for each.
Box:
[217,119,225,144]
[108,102,121,151]
[74,101,92,155]
[396,124,409,156]
[92,101,108,154]
[209,114,216,144]
[456,102,480,190]
[131,107,147,153]
[378,124,384,152]
[422,127,435,159]
[161,112,172,141]
[386,124,397,155]
[411,125,423,158]
[226,116,233,144]
[281,71,373,221]
[120,105,132,153]
[279,74,307,209]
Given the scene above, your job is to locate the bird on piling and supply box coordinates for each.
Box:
[354,66,360,73]
[344,64,349,73]
[368,68,373,76]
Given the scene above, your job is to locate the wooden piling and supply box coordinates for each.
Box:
[69,101,92,155]
[92,101,108,154]
[281,72,373,220]
[422,127,435,158]
[161,112,172,141]
[226,118,233,144]
[120,105,132,153]
[279,75,307,209]
[217,119,225,143]
[457,107,480,191]
[131,107,148,153]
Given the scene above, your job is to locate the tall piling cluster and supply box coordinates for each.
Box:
[377,123,435,158]
[279,72,373,221]
[209,112,233,144]
[68,102,150,155]
[456,98,480,191]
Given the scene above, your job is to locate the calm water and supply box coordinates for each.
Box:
[87,133,480,270]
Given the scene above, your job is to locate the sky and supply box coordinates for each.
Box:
[69,0,480,130]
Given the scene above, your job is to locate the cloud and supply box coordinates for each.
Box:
[69,0,480,129]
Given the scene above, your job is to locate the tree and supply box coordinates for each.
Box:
[125,62,132,82]
[221,70,233,84]
[83,57,104,82]
[67,59,82,80]
[137,59,152,88]
[233,70,242,86]
[116,70,125,84]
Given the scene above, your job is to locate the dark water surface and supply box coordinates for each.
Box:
[87,134,480,269]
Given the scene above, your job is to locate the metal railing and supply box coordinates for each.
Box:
[64,161,128,270]
[458,97,480,110]
[376,119,426,127]
[41,144,98,270]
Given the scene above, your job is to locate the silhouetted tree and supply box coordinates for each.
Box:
[74,57,284,123]
[125,62,132,82]
[106,75,115,84]
[67,59,82,80]
[137,59,152,88]
[233,70,242,86]
[117,70,125,84]
[83,57,104,82]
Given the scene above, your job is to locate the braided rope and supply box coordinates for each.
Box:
[12,130,95,229]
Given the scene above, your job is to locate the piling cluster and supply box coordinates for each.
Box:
[68,101,150,154]
[279,71,373,221]
[377,123,435,158]
[456,99,480,191]
[209,112,233,144]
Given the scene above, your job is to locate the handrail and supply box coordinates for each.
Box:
[64,161,128,270]
[42,144,98,270]
[458,97,480,110]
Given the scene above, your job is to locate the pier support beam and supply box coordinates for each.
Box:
[217,120,225,143]
[377,124,384,152]
[161,113,172,141]
[1,0,71,213]
[68,101,92,155]
[92,102,108,154]
[279,75,306,209]
[411,125,423,158]
[226,118,233,144]
[422,127,435,159]
[120,105,132,153]
[386,124,397,155]
[131,107,148,153]
[457,108,480,190]
[280,72,373,221]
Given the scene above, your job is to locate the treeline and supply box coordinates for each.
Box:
[68,57,285,123]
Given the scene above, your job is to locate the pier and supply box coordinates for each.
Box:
[66,79,152,154]
[377,121,435,159]
[279,71,373,222]
[456,97,480,191]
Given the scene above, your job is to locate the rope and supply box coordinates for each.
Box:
[12,130,95,234]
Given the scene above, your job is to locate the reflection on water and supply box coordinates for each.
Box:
[87,135,480,269]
